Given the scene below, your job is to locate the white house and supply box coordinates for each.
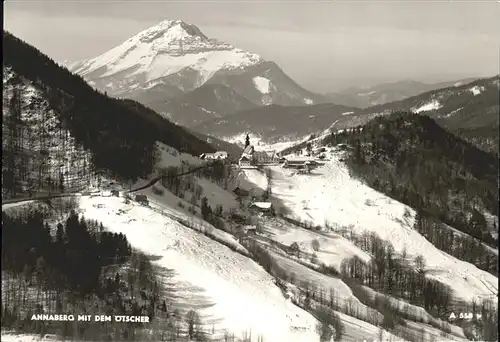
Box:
[214,151,228,159]
[200,151,228,160]
[242,225,257,235]
[249,202,273,215]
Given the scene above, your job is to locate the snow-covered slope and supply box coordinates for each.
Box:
[242,149,498,306]
[412,99,442,113]
[253,76,272,94]
[79,195,319,342]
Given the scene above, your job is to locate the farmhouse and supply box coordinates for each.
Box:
[200,151,228,160]
[214,151,228,159]
[280,157,320,173]
[242,225,257,235]
[249,202,274,215]
[134,194,149,205]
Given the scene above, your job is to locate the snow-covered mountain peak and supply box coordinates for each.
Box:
[71,19,265,93]
[134,19,216,48]
[142,19,208,40]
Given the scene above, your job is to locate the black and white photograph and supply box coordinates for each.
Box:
[2,1,499,341]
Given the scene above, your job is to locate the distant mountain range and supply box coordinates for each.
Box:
[191,103,358,145]
[325,78,479,108]
[338,76,500,153]
[65,19,498,155]
[193,76,498,154]
[69,19,329,125]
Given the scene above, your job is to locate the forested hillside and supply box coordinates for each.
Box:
[289,112,498,248]
[3,32,215,191]
[1,201,162,341]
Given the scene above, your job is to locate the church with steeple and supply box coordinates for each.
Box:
[238,134,278,168]
[239,134,255,167]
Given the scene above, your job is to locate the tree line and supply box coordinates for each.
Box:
[414,210,498,276]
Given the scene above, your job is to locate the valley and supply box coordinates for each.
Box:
[2,9,499,342]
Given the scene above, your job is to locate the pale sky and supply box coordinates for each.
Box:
[4,0,500,92]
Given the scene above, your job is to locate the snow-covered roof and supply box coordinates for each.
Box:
[243,145,254,155]
[251,202,273,210]
[283,157,315,164]
[215,151,228,157]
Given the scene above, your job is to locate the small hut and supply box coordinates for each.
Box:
[135,194,149,206]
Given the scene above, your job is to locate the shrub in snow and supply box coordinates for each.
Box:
[152,185,164,195]
[311,239,320,251]
[290,242,301,257]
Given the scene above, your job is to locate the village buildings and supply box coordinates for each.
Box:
[238,136,278,168]
[199,151,228,161]
[280,157,319,172]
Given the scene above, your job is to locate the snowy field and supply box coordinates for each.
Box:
[223,132,309,154]
[134,183,247,255]
[332,311,402,342]
[252,76,272,94]
[78,195,320,342]
[242,150,498,306]
[260,217,371,270]
[255,219,468,341]
[399,320,468,342]
[196,177,239,211]
[236,168,268,191]
[0,333,60,342]
[412,100,442,113]
[359,286,466,339]
[155,142,203,169]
